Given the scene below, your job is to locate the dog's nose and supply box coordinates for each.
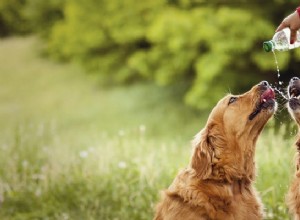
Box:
[290,77,299,83]
[260,81,269,87]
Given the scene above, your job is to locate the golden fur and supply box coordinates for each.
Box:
[154,82,276,220]
[286,139,300,220]
[286,77,300,220]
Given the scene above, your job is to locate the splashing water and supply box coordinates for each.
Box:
[274,87,288,100]
[272,50,287,100]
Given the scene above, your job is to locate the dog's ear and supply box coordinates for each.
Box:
[190,129,213,179]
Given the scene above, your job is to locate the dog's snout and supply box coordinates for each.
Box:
[290,77,300,84]
[260,81,269,87]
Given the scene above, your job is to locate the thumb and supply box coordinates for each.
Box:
[276,21,288,32]
[290,29,297,44]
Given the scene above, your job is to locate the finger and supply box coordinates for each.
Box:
[276,21,288,32]
[290,29,297,44]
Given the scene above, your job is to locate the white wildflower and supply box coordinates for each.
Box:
[118,161,127,169]
[79,151,88,158]
[118,130,125,136]
[139,125,146,133]
[22,160,29,168]
[35,188,42,197]
[88,147,95,153]
[62,213,69,220]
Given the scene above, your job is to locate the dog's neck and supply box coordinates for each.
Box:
[167,169,249,206]
[209,137,256,184]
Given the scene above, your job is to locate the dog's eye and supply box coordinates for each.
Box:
[228,97,238,105]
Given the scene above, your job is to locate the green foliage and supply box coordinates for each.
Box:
[23,0,64,37]
[47,1,298,109]
[2,1,300,109]
[48,0,165,84]
[0,0,29,36]
[0,0,64,37]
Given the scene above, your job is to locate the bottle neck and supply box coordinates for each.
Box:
[263,40,275,52]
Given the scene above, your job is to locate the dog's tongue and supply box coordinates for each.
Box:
[261,88,275,103]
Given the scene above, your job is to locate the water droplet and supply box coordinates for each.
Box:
[272,50,285,89]
[272,50,280,78]
[274,88,288,100]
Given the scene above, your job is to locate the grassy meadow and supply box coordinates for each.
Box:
[0,36,297,219]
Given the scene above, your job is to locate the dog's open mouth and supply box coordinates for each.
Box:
[260,88,275,107]
[288,85,300,110]
[249,87,275,120]
[289,86,300,99]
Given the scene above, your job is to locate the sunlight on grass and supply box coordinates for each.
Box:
[0,36,297,219]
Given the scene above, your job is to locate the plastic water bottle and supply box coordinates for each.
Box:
[263,28,300,52]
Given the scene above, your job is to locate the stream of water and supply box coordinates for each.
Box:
[272,50,288,100]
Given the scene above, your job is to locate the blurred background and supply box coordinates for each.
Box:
[0,0,300,219]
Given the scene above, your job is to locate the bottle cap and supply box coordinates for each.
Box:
[263,41,274,52]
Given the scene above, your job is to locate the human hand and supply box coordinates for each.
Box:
[276,10,300,44]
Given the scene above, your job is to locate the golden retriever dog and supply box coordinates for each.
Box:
[286,77,300,220]
[154,81,277,220]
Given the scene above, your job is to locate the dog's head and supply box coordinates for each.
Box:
[287,77,300,125]
[210,81,276,135]
[191,81,276,181]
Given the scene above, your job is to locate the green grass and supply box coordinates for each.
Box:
[0,36,297,219]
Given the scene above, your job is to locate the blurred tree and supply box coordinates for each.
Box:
[0,0,29,36]
[2,0,300,111]
[49,0,300,109]
[23,0,65,37]
[0,0,64,37]
[48,0,165,84]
